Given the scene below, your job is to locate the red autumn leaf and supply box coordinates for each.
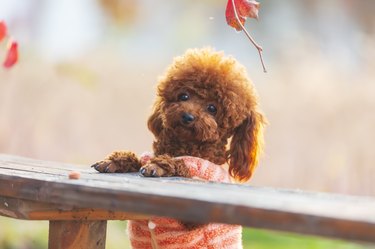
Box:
[225,0,266,73]
[226,0,260,31]
[3,40,18,68]
[0,20,7,42]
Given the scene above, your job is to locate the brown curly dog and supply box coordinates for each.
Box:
[92,47,265,182]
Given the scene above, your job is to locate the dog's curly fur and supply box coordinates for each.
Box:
[93,48,265,182]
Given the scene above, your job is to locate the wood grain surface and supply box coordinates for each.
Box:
[0,154,375,242]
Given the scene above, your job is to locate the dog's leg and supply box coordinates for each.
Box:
[139,154,190,177]
[91,151,141,173]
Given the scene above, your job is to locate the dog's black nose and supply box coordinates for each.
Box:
[181,113,195,124]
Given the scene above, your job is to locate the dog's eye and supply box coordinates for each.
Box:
[178,93,189,101]
[207,104,217,115]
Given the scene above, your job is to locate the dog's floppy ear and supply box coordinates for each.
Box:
[227,110,265,182]
[147,101,164,138]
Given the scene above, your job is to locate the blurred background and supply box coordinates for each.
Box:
[0,0,374,248]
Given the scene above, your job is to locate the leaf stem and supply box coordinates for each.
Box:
[231,0,267,73]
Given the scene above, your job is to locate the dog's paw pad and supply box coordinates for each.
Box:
[139,164,167,177]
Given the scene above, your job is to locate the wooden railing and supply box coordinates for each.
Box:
[0,154,374,248]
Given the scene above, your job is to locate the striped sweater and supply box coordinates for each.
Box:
[127,154,242,249]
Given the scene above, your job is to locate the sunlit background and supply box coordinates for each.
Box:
[1,0,375,248]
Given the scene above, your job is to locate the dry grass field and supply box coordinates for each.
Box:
[1,48,374,196]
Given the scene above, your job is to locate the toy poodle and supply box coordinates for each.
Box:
[92,48,265,248]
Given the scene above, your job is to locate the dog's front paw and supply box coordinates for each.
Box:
[91,160,119,173]
[91,151,142,173]
[139,163,170,177]
[139,155,189,177]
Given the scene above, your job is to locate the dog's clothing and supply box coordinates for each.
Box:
[127,154,242,249]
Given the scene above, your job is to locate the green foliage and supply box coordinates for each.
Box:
[242,228,373,249]
[0,217,48,249]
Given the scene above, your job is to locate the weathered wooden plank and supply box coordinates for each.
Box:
[0,154,88,171]
[48,220,107,249]
[1,154,375,242]
[0,196,148,220]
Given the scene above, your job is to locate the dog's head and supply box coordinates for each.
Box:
[148,48,265,182]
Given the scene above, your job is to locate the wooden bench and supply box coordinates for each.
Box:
[0,154,374,248]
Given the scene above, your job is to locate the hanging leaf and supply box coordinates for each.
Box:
[3,40,18,68]
[226,0,260,31]
[225,0,267,72]
[0,21,7,42]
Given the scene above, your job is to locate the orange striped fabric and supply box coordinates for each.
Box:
[128,154,243,249]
